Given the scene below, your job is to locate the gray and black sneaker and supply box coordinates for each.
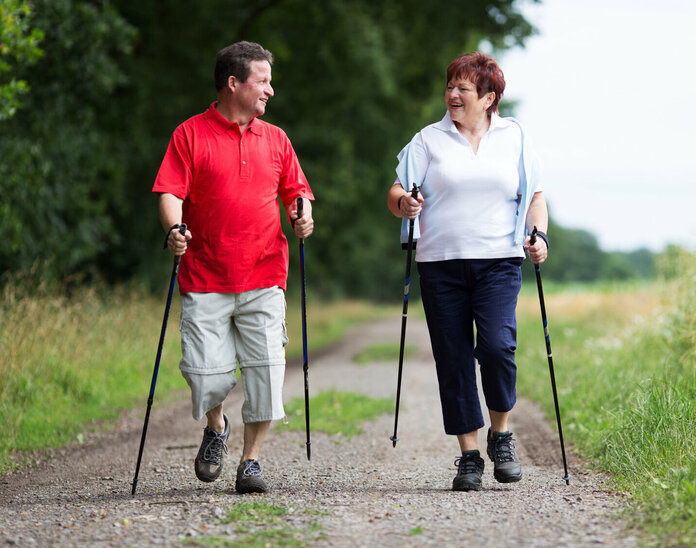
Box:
[486,428,522,483]
[235,459,269,494]
[194,414,230,482]
[452,450,485,491]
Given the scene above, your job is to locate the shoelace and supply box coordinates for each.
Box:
[202,429,229,463]
[454,455,481,475]
[493,433,516,463]
[241,460,263,478]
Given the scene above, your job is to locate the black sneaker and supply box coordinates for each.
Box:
[486,428,522,483]
[235,459,269,494]
[452,450,485,491]
[194,414,229,482]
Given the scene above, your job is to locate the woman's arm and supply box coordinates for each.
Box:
[524,191,549,264]
[387,182,423,219]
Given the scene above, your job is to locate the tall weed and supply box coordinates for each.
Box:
[0,281,187,469]
[0,277,393,473]
[517,271,696,545]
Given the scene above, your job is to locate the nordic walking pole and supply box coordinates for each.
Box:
[296,198,311,460]
[390,185,420,447]
[131,223,187,495]
[530,226,570,485]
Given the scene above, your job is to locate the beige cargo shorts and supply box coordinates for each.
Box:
[179,287,288,423]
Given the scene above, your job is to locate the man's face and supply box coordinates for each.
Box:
[233,60,274,118]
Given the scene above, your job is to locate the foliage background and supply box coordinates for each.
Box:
[1,0,654,297]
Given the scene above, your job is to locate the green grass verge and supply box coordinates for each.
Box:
[352,342,417,364]
[0,279,395,473]
[516,275,696,546]
[187,500,326,547]
[278,389,393,440]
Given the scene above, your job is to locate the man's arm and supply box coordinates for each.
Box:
[286,196,314,239]
[158,192,191,255]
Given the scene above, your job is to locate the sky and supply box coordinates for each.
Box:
[495,0,696,252]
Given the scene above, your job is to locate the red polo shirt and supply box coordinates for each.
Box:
[153,102,313,294]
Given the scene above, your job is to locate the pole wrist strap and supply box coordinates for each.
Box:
[534,230,549,249]
[163,224,181,249]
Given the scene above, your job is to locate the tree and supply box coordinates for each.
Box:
[0,0,43,120]
[107,0,537,296]
[0,0,136,282]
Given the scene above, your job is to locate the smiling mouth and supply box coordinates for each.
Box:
[449,103,463,108]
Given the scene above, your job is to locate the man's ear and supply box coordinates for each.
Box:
[227,75,237,92]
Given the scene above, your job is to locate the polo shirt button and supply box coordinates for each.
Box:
[242,161,246,164]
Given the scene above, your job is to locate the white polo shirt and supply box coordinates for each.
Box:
[398,112,541,262]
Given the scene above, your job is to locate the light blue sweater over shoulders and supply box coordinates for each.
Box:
[395,114,541,246]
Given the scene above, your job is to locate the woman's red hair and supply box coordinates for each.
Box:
[446,52,505,114]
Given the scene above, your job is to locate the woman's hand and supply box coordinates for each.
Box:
[524,235,548,264]
[399,191,423,220]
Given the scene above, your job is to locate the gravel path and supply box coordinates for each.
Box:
[0,318,637,546]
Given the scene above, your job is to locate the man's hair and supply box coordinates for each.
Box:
[214,41,274,91]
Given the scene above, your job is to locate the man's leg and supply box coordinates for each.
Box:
[235,419,272,493]
[194,400,230,483]
[233,287,288,494]
[207,404,226,433]
[180,293,238,484]
[241,420,271,462]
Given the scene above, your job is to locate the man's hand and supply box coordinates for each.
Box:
[291,197,314,239]
[166,225,192,256]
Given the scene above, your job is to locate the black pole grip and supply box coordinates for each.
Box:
[294,198,303,229]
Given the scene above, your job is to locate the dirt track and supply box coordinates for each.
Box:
[0,318,636,546]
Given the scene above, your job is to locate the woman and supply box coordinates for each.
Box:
[387,52,548,492]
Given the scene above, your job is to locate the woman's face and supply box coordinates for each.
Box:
[446,77,494,124]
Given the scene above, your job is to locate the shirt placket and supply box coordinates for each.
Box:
[240,131,250,180]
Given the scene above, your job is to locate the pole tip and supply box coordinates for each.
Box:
[306,443,311,461]
[390,435,399,447]
[563,474,571,485]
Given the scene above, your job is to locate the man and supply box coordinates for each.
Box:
[152,41,314,494]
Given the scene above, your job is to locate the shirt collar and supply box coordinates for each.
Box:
[434,110,510,134]
[204,101,264,136]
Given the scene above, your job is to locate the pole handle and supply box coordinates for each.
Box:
[173,223,188,266]
[529,225,538,246]
[294,197,303,230]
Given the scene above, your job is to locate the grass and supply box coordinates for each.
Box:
[0,278,395,473]
[278,389,393,440]
[3,259,696,545]
[187,500,326,547]
[516,273,696,546]
[284,298,395,360]
[352,342,417,364]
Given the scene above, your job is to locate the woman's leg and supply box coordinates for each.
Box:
[418,260,484,436]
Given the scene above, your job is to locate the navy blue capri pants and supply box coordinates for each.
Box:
[418,257,523,435]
